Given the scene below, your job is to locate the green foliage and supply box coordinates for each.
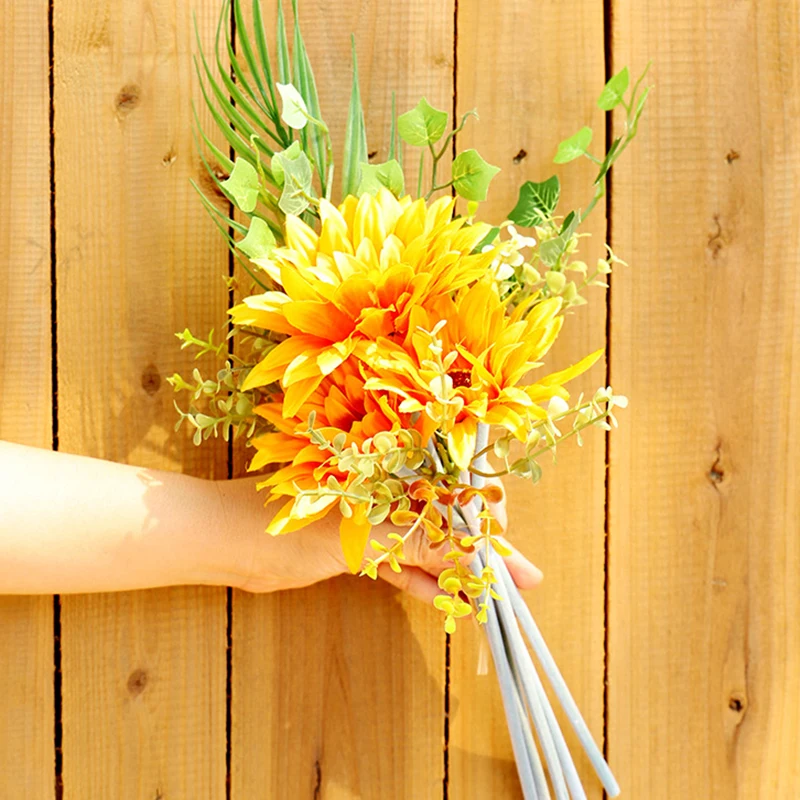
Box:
[236,217,276,260]
[221,158,260,212]
[597,66,630,110]
[553,126,593,164]
[358,159,405,197]
[508,176,561,227]
[452,149,501,202]
[276,82,309,129]
[539,211,579,267]
[342,36,368,197]
[290,0,329,195]
[397,97,449,147]
[272,144,315,215]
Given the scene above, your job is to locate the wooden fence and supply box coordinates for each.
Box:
[1,0,798,797]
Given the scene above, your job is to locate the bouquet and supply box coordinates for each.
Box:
[171,1,650,796]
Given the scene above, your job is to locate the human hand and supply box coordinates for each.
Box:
[214,476,543,603]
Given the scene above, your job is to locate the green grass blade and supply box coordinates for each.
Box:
[342,35,368,198]
[388,91,396,161]
[251,0,288,143]
[194,23,276,160]
[194,60,281,188]
[291,0,328,195]
[276,0,291,85]
[191,181,270,290]
[229,0,273,116]
[213,5,284,149]
[192,101,234,172]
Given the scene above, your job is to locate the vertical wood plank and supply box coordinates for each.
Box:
[451,1,608,796]
[54,1,228,796]
[609,0,800,796]
[0,1,55,795]
[230,2,451,798]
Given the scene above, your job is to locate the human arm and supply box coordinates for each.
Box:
[0,440,541,600]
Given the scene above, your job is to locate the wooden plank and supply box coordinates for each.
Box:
[54,1,229,796]
[230,2,452,797]
[0,1,55,795]
[609,0,800,796]
[451,1,608,796]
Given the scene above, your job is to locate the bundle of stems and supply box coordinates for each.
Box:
[459,423,620,800]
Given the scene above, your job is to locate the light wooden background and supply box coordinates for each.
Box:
[1,0,798,797]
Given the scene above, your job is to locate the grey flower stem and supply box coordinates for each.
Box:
[428,440,540,799]
[490,550,570,800]
[492,553,621,797]
[469,421,620,799]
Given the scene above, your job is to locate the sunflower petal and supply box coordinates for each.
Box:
[340,503,372,573]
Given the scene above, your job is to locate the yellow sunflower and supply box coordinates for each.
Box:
[231,188,496,417]
[359,279,603,470]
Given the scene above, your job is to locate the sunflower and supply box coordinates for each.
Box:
[247,360,436,572]
[232,188,496,417]
[359,279,603,470]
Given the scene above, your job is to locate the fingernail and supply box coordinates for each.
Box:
[531,565,544,582]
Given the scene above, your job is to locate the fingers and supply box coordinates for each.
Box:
[495,536,543,589]
[377,563,442,605]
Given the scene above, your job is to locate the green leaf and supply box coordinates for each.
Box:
[276,82,308,129]
[193,30,273,159]
[597,66,630,111]
[358,159,405,197]
[221,158,260,212]
[229,0,273,118]
[251,0,282,125]
[342,36,368,198]
[553,126,593,164]
[271,141,303,187]
[452,149,501,202]
[539,211,579,267]
[291,0,328,194]
[593,136,622,185]
[236,217,276,260]
[213,12,283,150]
[508,176,561,227]
[388,91,398,162]
[632,84,652,130]
[276,0,291,84]
[274,148,314,215]
[397,97,449,147]
[473,226,500,253]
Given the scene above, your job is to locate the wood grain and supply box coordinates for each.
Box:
[451,1,608,796]
[54,1,228,796]
[230,2,451,797]
[0,1,55,796]
[609,0,800,796]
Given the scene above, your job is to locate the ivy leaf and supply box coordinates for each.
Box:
[508,175,561,227]
[276,82,308,129]
[236,217,276,260]
[553,126,593,164]
[597,66,630,111]
[358,159,405,197]
[271,141,302,187]
[220,158,260,212]
[539,211,579,267]
[273,147,314,215]
[397,97,449,147]
[452,149,501,202]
